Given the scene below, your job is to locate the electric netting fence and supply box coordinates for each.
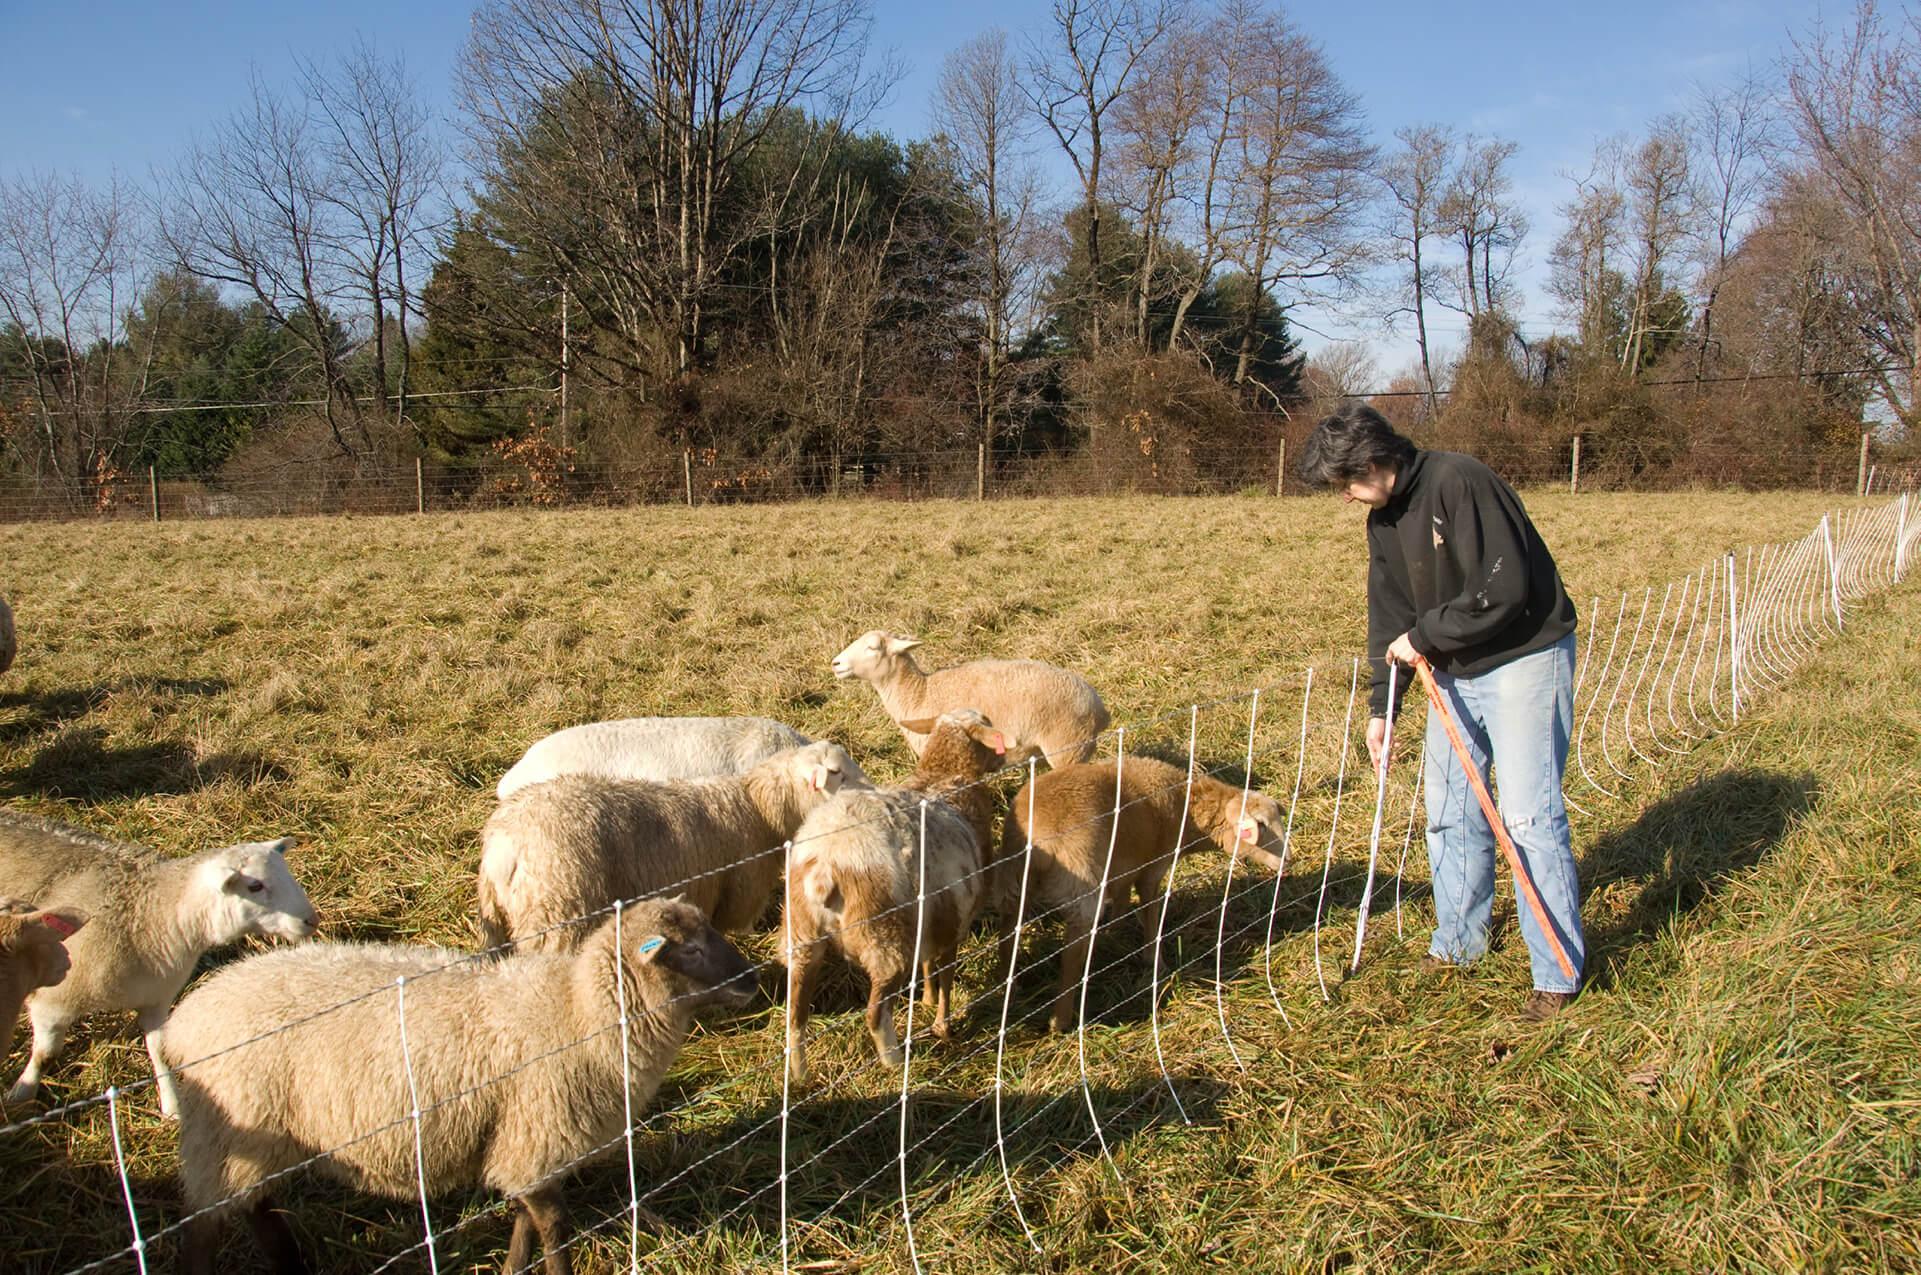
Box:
[1,494,1914,1273]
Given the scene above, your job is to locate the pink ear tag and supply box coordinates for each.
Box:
[41,914,80,939]
[992,733,1006,755]
[1238,822,1256,842]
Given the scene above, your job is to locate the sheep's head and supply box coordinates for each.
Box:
[789,740,866,796]
[626,896,758,1011]
[1213,791,1289,871]
[831,630,920,682]
[900,708,1018,773]
[0,903,87,998]
[207,838,319,943]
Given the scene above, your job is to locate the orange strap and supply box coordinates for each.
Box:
[1411,655,1578,981]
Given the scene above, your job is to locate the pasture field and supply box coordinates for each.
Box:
[0,489,1916,1273]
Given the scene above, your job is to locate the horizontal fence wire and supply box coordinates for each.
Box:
[0,496,1911,1274]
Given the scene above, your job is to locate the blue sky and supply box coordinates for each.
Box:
[0,0,1847,369]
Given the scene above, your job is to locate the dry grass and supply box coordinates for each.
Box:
[0,488,1915,1273]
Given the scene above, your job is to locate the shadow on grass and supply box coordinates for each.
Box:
[0,727,287,800]
[1577,766,1818,987]
[0,676,230,744]
[8,1072,1218,1275]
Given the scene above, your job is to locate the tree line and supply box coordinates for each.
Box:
[2,1,1917,507]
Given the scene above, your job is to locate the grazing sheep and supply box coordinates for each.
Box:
[165,896,756,1275]
[496,715,814,799]
[479,741,863,953]
[0,596,14,676]
[996,757,1289,1033]
[831,630,1110,769]
[784,788,983,1085]
[0,899,86,1060]
[0,811,316,1117]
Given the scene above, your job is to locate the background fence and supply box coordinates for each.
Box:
[1,493,1914,1273]
[1,433,1915,524]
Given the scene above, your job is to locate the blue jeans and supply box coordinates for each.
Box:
[1422,633,1585,993]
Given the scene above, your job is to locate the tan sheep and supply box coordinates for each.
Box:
[164,896,756,1275]
[996,756,1289,1033]
[896,707,1017,857]
[831,630,1110,769]
[0,596,14,676]
[0,899,86,1060]
[784,789,982,1086]
[0,810,316,1117]
[478,741,862,953]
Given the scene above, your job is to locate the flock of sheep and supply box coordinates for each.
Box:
[0,617,1299,1274]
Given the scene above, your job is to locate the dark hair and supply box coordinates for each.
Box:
[1296,403,1418,487]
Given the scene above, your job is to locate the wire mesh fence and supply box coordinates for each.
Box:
[0,494,1914,1273]
[0,435,1910,524]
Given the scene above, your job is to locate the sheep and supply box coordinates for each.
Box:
[831,629,1110,770]
[496,715,813,799]
[896,707,1018,858]
[0,595,14,676]
[995,756,1290,1033]
[0,810,316,1117]
[164,895,757,1275]
[783,788,983,1086]
[0,898,87,1060]
[478,741,864,954]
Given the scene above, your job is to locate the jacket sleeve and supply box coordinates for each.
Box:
[1366,525,1416,719]
[1409,474,1533,656]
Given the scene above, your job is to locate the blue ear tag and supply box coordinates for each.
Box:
[638,936,666,957]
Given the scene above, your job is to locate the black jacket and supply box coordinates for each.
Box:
[1366,449,1577,717]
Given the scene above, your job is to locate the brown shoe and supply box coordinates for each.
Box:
[1521,990,1576,1022]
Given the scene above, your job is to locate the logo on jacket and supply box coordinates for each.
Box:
[1432,516,1445,550]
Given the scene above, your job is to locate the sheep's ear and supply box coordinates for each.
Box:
[636,934,669,963]
[34,908,86,940]
[884,635,921,655]
[267,837,294,856]
[988,731,1008,756]
[899,717,937,734]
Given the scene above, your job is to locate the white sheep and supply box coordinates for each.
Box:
[0,810,316,1117]
[164,895,757,1275]
[996,756,1289,1033]
[0,899,86,1060]
[782,709,1014,1084]
[496,714,813,799]
[478,741,864,953]
[784,788,982,1085]
[0,595,14,676]
[831,630,1110,769]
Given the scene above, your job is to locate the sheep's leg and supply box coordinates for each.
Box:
[138,1005,182,1119]
[180,1214,227,1275]
[785,937,827,1087]
[866,972,906,1068]
[504,1187,573,1275]
[6,1003,72,1103]
[245,1196,310,1275]
[1050,915,1095,1035]
[930,949,956,1040]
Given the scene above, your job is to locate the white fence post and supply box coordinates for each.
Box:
[1821,513,1842,628]
[1898,493,1910,584]
[1725,552,1742,723]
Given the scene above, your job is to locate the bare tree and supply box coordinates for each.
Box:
[1379,123,1454,413]
[1436,135,1527,319]
[0,173,145,494]
[300,40,444,439]
[1113,12,1208,347]
[1784,0,1921,426]
[460,0,886,387]
[1223,13,1375,389]
[1027,0,1178,352]
[1618,116,1694,374]
[1548,142,1627,357]
[1687,70,1776,384]
[166,74,372,459]
[934,29,1044,456]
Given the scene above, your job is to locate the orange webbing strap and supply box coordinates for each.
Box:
[1411,655,1578,981]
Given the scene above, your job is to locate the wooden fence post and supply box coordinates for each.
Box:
[1275,436,1287,496]
[416,457,425,514]
[1570,434,1582,494]
[1857,431,1871,496]
[683,449,694,508]
[149,466,159,522]
[977,443,986,500]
